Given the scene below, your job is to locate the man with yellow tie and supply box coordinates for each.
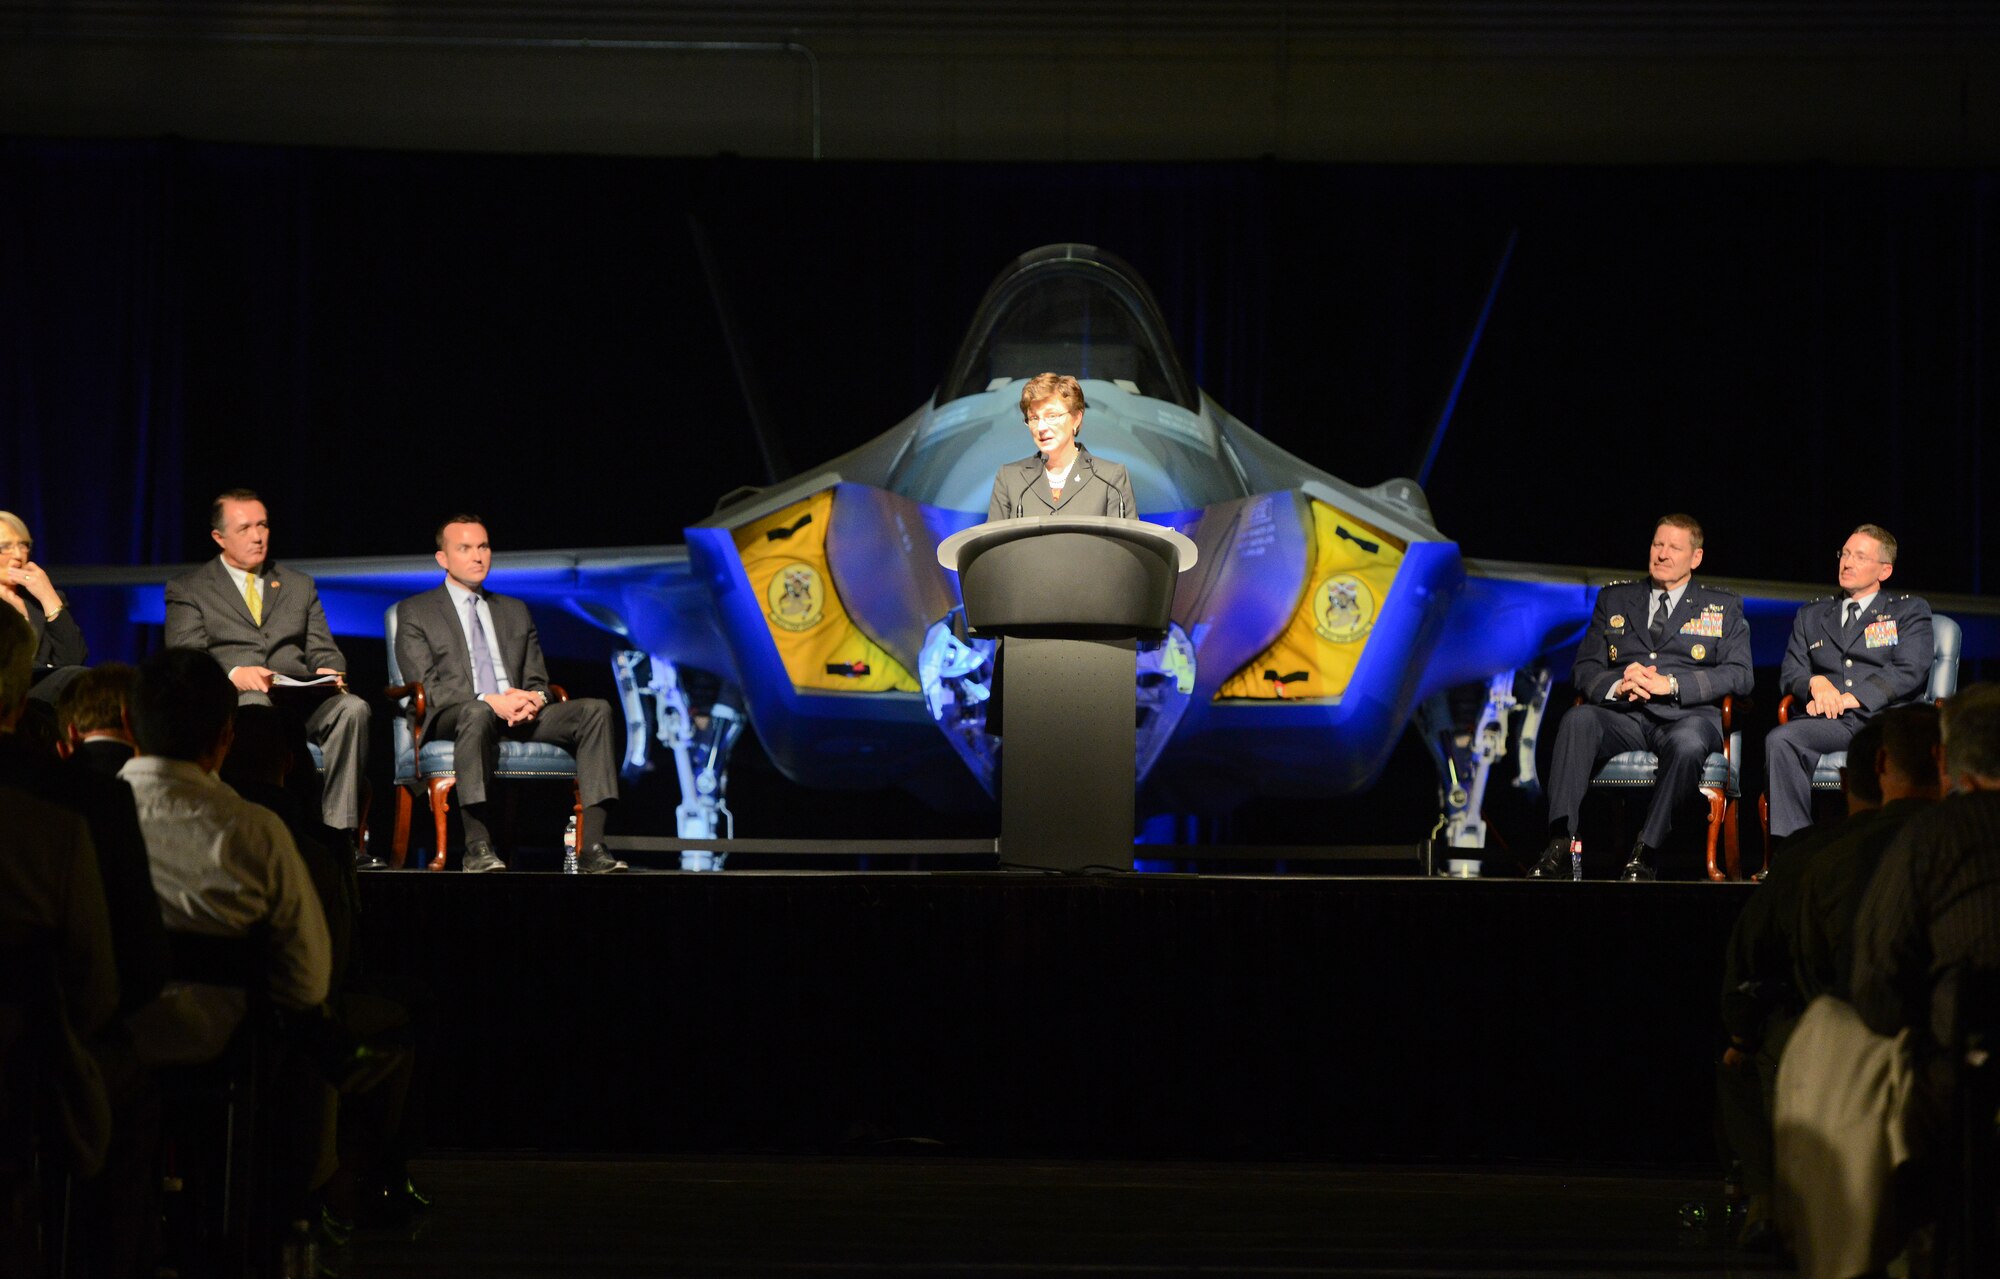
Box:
[164,488,375,866]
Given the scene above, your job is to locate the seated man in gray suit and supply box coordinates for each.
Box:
[165,489,375,866]
[393,515,624,873]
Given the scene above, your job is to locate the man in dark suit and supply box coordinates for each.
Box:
[1530,514,1754,881]
[1764,523,1935,842]
[393,515,623,873]
[164,489,374,866]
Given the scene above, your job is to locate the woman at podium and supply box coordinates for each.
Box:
[985,373,1137,522]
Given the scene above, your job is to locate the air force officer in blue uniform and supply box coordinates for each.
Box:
[1765,524,1934,840]
[1533,515,1753,881]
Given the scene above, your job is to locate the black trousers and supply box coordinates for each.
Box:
[427,696,618,809]
[1547,703,1722,849]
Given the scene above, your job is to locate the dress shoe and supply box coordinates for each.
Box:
[353,843,389,872]
[356,1176,433,1230]
[576,843,628,874]
[1526,835,1571,879]
[462,840,506,873]
[1620,841,1658,882]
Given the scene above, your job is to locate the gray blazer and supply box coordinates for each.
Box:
[393,583,551,722]
[986,447,1138,522]
[164,558,345,677]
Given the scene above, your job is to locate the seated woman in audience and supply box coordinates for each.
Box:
[0,510,87,703]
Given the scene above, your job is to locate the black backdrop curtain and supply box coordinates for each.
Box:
[3,140,1993,602]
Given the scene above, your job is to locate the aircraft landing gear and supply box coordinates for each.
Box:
[612,651,743,871]
[1416,665,1551,865]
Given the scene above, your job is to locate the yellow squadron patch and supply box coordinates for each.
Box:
[1311,573,1376,643]
[766,563,826,631]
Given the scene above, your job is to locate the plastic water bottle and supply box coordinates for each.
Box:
[1569,837,1584,881]
[281,1218,316,1278]
[562,814,579,874]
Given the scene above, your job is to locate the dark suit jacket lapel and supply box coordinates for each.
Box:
[210,557,260,630]
[487,593,524,686]
[432,585,475,681]
[1658,589,1691,643]
[261,563,288,633]
[1830,598,1868,654]
[1018,460,1056,515]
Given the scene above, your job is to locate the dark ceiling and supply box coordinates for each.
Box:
[5,2,1998,161]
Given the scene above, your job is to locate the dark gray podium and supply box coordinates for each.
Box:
[937,517,1198,873]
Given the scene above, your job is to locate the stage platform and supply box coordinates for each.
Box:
[356,867,1752,1168]
[344,1155,1759,1277]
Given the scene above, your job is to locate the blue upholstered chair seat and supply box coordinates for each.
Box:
[1583,695,1744,880]
[306,742,325,770]
[392,728,579,785]
[1812,751,1848,790]
[1592,748,1737,793]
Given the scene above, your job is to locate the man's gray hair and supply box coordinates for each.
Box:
[1942,684,2000,785]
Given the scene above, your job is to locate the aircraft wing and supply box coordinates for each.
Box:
[53,545,735,678]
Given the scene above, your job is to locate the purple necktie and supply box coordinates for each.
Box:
[467,594,500,696]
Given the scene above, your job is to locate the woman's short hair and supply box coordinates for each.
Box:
[1019,373,1088,423]
[0,510,31,546]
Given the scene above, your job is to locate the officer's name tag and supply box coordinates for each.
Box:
[1809,640,1824,651]
[1865,618,1900,648]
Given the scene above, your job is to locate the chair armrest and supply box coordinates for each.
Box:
[384,681,429,746]
[1719,693,1734,733]
[1778,693,1796,725]
[548,683,569,704]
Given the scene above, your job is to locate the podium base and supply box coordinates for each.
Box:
[998,635,1136,874]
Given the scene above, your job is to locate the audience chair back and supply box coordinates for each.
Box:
[1944,965,2000,1277]
[156,926,281,1279]
[0,940,76,1279]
